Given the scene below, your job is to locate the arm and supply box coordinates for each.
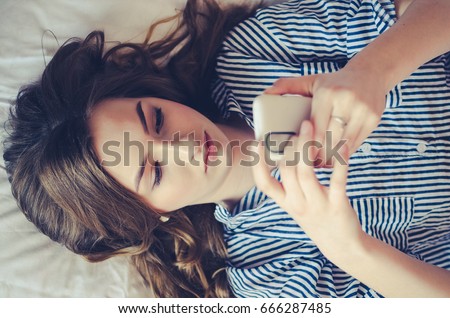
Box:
[338,230,450,298]
[252,121,450,297]
[350,0,450,93]
[265,0,450,164]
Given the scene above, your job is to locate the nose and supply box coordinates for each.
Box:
[152,132,203,166]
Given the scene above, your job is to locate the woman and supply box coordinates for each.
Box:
[3,0,254,298]
[3,0,450,297]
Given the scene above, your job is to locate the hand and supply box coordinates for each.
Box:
[252,120,366,262]
[264,65,386,167]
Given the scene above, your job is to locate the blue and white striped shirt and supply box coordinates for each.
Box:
[211,0,450,297]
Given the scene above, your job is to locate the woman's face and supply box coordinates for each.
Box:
[89,97,232,212]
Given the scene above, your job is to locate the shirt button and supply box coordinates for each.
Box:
[416,142,427,154]
[360,143,372,154]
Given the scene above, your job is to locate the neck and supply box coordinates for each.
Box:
[214,114,257,210]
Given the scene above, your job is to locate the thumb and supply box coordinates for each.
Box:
[264,75,317,96]
[329,143,350,198]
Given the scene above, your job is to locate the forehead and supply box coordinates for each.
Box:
[88,98,143,192]
[91,98,134,120]
[89,99,139,149]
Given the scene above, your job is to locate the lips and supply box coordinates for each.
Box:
[203,131,213,172]
[203,131,217,172]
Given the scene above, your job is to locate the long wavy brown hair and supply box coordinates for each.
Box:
[2,0,259,297]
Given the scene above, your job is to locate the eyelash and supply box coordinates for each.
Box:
[154,107,164,134]
[152,107,164,188]
[153,161,162,188]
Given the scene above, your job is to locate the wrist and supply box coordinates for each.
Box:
[344,54,394,95]
[318,229,369,268]
[324,230,372,269]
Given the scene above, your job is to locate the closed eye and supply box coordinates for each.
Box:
[154,107,164,134]
[153,161,162,188]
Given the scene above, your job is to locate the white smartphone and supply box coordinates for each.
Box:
[253,94,312,161]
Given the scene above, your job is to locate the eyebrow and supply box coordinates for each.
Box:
[134,101,150,192]
[136,101,149,134]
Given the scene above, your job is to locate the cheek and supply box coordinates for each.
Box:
[141,192,176,213]
[167,179,204,210]
[173,107,208,130]
[144,180,195,212]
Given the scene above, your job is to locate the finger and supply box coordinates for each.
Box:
[278,156,305,201]
[349,114,380,155]
[339,120,359,153]
[321,117,345,167]
[251,141,285,202]
[329,143,350,198]
[310,92,333,166]
[342,122,363,156]
[295,121,324,198]
[340,109,368,152]
[280,136,305,198]
[264,76,316,96]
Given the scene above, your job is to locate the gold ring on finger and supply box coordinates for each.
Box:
[330,115,347,128]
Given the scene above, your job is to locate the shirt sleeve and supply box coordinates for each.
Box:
[211,0,402,123]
